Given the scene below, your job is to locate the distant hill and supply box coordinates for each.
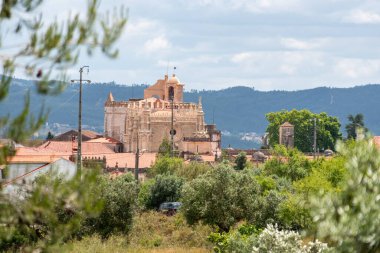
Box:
[2,78,380,148]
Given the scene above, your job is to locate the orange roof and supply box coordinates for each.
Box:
[85,137,121,144]
[373,136,380,149]
[7,147,70,164]
[82,130,102,139]
[38,141,115,154]
[104,153,157,168]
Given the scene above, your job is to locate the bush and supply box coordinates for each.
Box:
[264,146,313,181]
[144,174,184,209]
[0,169,102,252]
[235,152,247,170]
[181,165,261,230]
[311,137,380,252]
[175,161,212,181]
[208,224,261,253]
[83,173,138,238]
[252,224,329,253]
[128,211,213,249]
[149,156,183,176]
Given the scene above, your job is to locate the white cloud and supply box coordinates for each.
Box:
[126,19,159,35]
[185,0,303,13]
[144,35,171,53]
[334,58,380,78]
[231,52,254,63]
[280,38,329,50]
[343,10,380,24]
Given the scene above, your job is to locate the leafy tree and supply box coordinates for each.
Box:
[0,0,127,164]
[149,156,183,176]
[175,161,212,181]
[181,165,261,231]
[0,169,103,252]
[84,173,138,238]
[311,136,380,253]
[158,137,171,157]
[46,131,54,140]
[264,145,313,182]
[235,151,247,170]
[144,174,184,210]
[265,109,342,152]
[345,113,368,139]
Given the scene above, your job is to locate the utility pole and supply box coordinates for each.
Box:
[134,131,139,181]
[171,97,174,157]
[71,66,91,175]
[313,117,317,159]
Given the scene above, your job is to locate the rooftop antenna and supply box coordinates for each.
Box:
[166,61,169,76]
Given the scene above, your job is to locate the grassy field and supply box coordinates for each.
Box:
[62,211,213,253]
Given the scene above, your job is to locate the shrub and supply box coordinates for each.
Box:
[175,162,212,181]
[181,165,260,230]
[235,152,247,170]
[84,173,138,238]
[311,137,380,252]
[208,224,261,253]
[149,156,183,176]
[0,169,102,252]
[264,146,313,181]
[144,174,184,209]
[252,224,329,253]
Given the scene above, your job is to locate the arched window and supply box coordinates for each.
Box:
[168,86,174,101]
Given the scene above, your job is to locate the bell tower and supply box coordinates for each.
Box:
[144,74,183,102]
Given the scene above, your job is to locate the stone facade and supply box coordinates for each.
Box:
[104,74,221,156]
[279,122,294,148]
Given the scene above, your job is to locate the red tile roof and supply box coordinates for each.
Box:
[104,153,157,168]
[38,141,115,154]
[85,137,121,144]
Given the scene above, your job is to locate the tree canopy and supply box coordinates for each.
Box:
[0,0,127,163]
[345,113,368,139]
[266,109,342,152]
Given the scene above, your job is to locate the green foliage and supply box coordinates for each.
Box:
[208,224,261,253]
[311,137,380,253]
[175,161,212,181]
[127,212,213,249]
[181,165,261,231]
[235,152,247,170]
[345,113,368,139]
[143,174,184,210]
[266,109,342,152]
[46,131,54,140]
[0,169,103,252]
[264,145,313,181]
[158,137,171,157]
[0,0,127,164]
[84,173,138,238]
[252,224,329,253]
[277,194,312,230]
[149,156,183,176]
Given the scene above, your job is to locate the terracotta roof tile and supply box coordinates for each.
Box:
[38,141,115,154]
[104,153,157,168]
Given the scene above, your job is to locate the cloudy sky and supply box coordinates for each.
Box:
[10,0,380,90]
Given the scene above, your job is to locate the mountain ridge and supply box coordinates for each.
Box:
[2,78,379,148]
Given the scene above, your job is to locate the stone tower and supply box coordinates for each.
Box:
[279,122,294,148]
